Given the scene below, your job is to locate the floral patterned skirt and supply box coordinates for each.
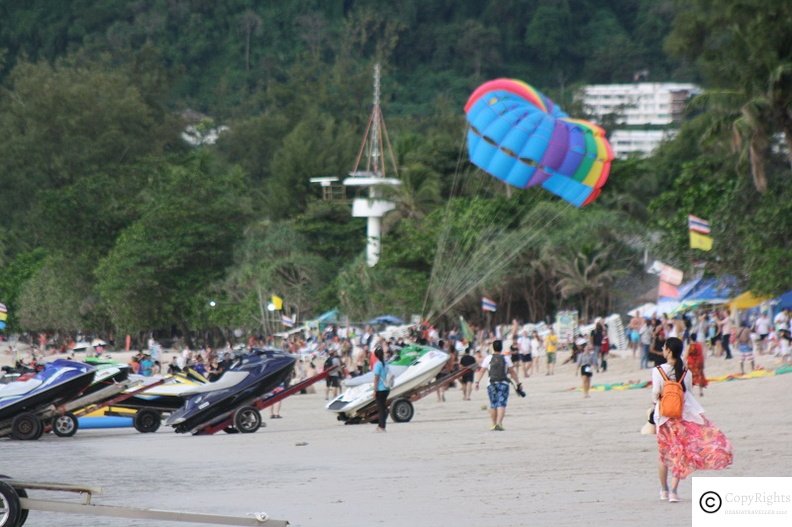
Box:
[657,416,733,479]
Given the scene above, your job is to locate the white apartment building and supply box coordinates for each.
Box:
[578,82,700,157]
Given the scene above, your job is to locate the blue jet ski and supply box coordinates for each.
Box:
[0,360,96,431]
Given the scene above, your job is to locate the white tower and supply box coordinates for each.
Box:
[343,64,401,267]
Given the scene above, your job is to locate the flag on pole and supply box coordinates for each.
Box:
[687,215,711,234]
[0,312,6,322]
[459,316,474,342]
[689,231,714,251]
[0,321,5,331]
[481,297,497,312]
[281,314,295,327]
[271,295,283,310]
[0,303,7,313]
[0,303,7,326]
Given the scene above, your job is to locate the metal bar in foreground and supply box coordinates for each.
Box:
[18,497,288,526]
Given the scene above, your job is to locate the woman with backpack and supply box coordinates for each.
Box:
[652,337,732,503]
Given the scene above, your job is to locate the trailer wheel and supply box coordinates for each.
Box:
[233,406,261,433]
[0,480,21,527]
[52,412,79,438]
[10,413,43,441]
[0,477,26,527]
[389,398,414,423]
[133,409,161,434]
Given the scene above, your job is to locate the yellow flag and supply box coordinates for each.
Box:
[689,231,713,251]
[271,295,283,310]
[0,312,6,321]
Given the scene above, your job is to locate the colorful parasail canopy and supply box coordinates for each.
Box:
[464,78,613,207]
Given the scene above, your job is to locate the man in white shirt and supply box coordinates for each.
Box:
[474,340,521,431]
[753,313,771,354]
[773,309,789,332]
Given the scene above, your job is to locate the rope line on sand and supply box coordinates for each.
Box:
[568,364,792,392]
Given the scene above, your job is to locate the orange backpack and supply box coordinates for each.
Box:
[657,367,686,419]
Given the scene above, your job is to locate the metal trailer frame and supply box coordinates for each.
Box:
[0,377,170,440]
[346,365,476,424]
[0,478,288,527]
[189,366,339,436]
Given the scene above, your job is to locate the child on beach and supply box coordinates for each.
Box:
[652,337,732,503]
[577,344,595,398]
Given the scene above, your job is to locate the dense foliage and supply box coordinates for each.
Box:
[0,0,789,342]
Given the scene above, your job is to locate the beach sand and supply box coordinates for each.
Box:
[1,343,790,526]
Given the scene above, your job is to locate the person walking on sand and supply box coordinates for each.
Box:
[474,340,520,431]
[372,346,391,432]
[459,348,477,401]
[718,309,733,359]
[544,328,558,375]
[577,344,596,398]
[685,334,707,397]
[518,330,533,378]
[653,337,732,503]
[735,322,754,374]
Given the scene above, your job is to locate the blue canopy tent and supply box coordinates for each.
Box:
[367,315,404,326]
[772,290,792,311]
[682,276,742,304]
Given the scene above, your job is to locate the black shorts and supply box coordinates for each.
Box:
[759,333,769,341]
[461,372,474,383]
[326,377,340,388]
[580,365,593,377]
[522,353,533,362]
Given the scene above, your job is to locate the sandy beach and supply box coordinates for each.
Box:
[1,343,790,527]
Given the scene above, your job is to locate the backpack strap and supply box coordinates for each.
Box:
[657,366,687,388]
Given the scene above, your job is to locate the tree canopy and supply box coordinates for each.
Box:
[0,0,789,341]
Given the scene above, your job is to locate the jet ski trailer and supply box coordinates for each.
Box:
[191,362,341,436]
[344,364,475,425]
[0,477,287,527]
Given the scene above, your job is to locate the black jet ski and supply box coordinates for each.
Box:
[166,349,295,434]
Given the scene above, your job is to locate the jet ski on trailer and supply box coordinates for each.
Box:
[0,359,96,439]
[166,348,296,434]
[326,344,449,423]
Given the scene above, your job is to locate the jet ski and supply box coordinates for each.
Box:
[326,344,449,422]
[166,348,296,434]
[0,359,96,423]
[80,363,131,397]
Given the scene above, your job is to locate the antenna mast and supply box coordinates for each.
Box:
[343,63,401,267]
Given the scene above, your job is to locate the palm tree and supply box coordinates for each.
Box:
[381,163,442,233]
[555,244,625,320]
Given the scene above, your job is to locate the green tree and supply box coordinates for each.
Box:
[95,154,251,335]
[665,0,792,192]
[16,254,95,333]
[266,113,358,218]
